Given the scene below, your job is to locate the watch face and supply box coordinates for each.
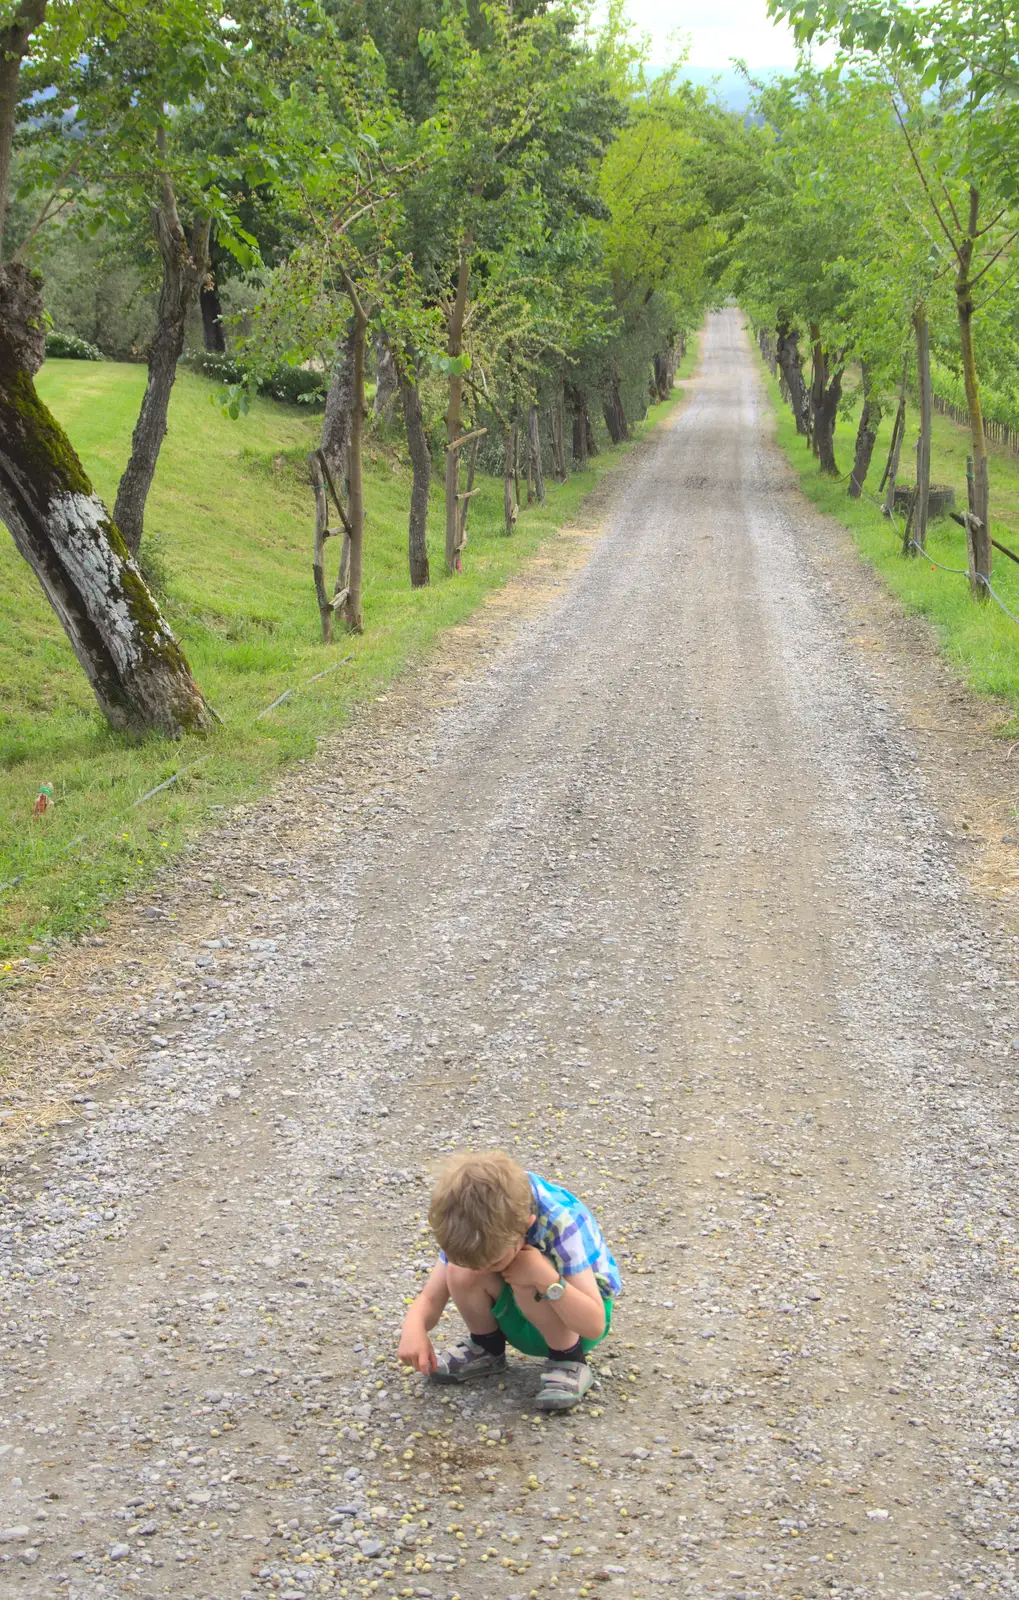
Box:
[546,1280,565,1302]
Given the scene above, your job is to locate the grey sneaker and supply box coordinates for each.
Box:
[431,1338,507,1384]
[536,1358,593,1412]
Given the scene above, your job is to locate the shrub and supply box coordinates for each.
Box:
[181,349,245,384]
[46,331,103,361]
[260,365,327,406]
[180,350,326,408]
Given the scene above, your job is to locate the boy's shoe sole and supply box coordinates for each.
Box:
[536,1358,594,1411]
[430,1340,507,1383]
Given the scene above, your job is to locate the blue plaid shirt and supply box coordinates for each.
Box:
[526,1172,621,1298]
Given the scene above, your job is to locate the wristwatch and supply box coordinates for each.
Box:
[535,1276,565,1303]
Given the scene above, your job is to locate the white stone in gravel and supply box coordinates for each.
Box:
[0,1526,29,1542]
[109,1542,131,1559]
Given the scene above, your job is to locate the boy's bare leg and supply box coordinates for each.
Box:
[508,1283,581,1350]
[445,1265,504,1335]
[431,1266,507,1383]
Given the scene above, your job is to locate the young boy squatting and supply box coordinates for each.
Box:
[398,1151,621,1412]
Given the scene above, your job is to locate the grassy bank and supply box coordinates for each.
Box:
[759,357,1019,718]
[0,360,684,962]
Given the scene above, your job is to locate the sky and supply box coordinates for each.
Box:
[622,0,801,71]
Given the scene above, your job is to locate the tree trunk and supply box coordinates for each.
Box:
[114,158,210,556]
[0,263,213,736]
[912,305,932,551]
[200,276,226,353]
[444,234,473,574]
[584,405,598,459]
[880,357,908,516]
[653,348,674,401]
[337,309,366,633]
[0,3,47,262]
[808,324,842,476]
[308,451,334,644]
[548,392,567,482]
[395,349,430,588]
[321,322,356,480]
[457,435,480,551]
[528,403,546,504]
[513,423,521,507]
[776,321,810,437]
[503,427,518,534]
[956,189,991,599]
[373,332,398,426]
[813,369,843,475]
[569,386,588,467]
[602,373,629,444]
[848,362,879,500]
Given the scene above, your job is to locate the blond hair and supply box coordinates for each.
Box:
[428,1150,532,1269]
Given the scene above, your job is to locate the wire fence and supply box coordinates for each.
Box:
[754,330,1019,636]
[852,477,1019,631]
[0,653,356,902]
[933,393,1019,457]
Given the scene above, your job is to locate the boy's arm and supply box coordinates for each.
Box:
[398,1260,450,1375]
[503,1251,607,1340]
[548,1265,606,1341]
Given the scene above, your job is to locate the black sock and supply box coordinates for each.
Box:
[470,1328,506,1356]
[546,1339,585,1363]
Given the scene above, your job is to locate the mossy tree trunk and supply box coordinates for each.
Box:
[114,154,211,557]
[0,265,214,736]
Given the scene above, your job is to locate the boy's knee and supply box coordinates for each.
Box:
[510,1281,540,1321]
[446,1263,476,1292]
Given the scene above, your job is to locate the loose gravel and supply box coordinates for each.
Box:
[1,308,1018,1600]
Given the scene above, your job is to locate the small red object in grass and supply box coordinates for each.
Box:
[33,783,53,819]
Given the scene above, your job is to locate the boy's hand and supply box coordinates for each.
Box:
[398,1318,438,1376]
[502,1246,558,1295]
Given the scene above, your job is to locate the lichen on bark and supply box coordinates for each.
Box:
[0,264,214,736]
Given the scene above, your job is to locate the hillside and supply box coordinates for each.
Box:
[0,359,682,958]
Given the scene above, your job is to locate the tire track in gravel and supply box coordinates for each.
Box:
[2,309,1018,1600]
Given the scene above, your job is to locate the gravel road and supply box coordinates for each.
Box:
[2,308,1018,1600]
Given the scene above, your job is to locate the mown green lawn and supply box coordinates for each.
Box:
[761,358,1019,720]
[0,349,693,961]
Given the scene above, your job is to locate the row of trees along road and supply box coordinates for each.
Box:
[731,0,1018,599]
[0,0,720,734]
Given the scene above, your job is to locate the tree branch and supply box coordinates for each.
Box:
[891,95,960,262]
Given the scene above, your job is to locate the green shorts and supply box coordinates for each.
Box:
[492,1282,614,1358]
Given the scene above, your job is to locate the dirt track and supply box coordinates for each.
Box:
[2,308,1019,1600]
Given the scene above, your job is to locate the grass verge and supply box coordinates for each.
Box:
[1,360,683,962]
[758,356,1019,720]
